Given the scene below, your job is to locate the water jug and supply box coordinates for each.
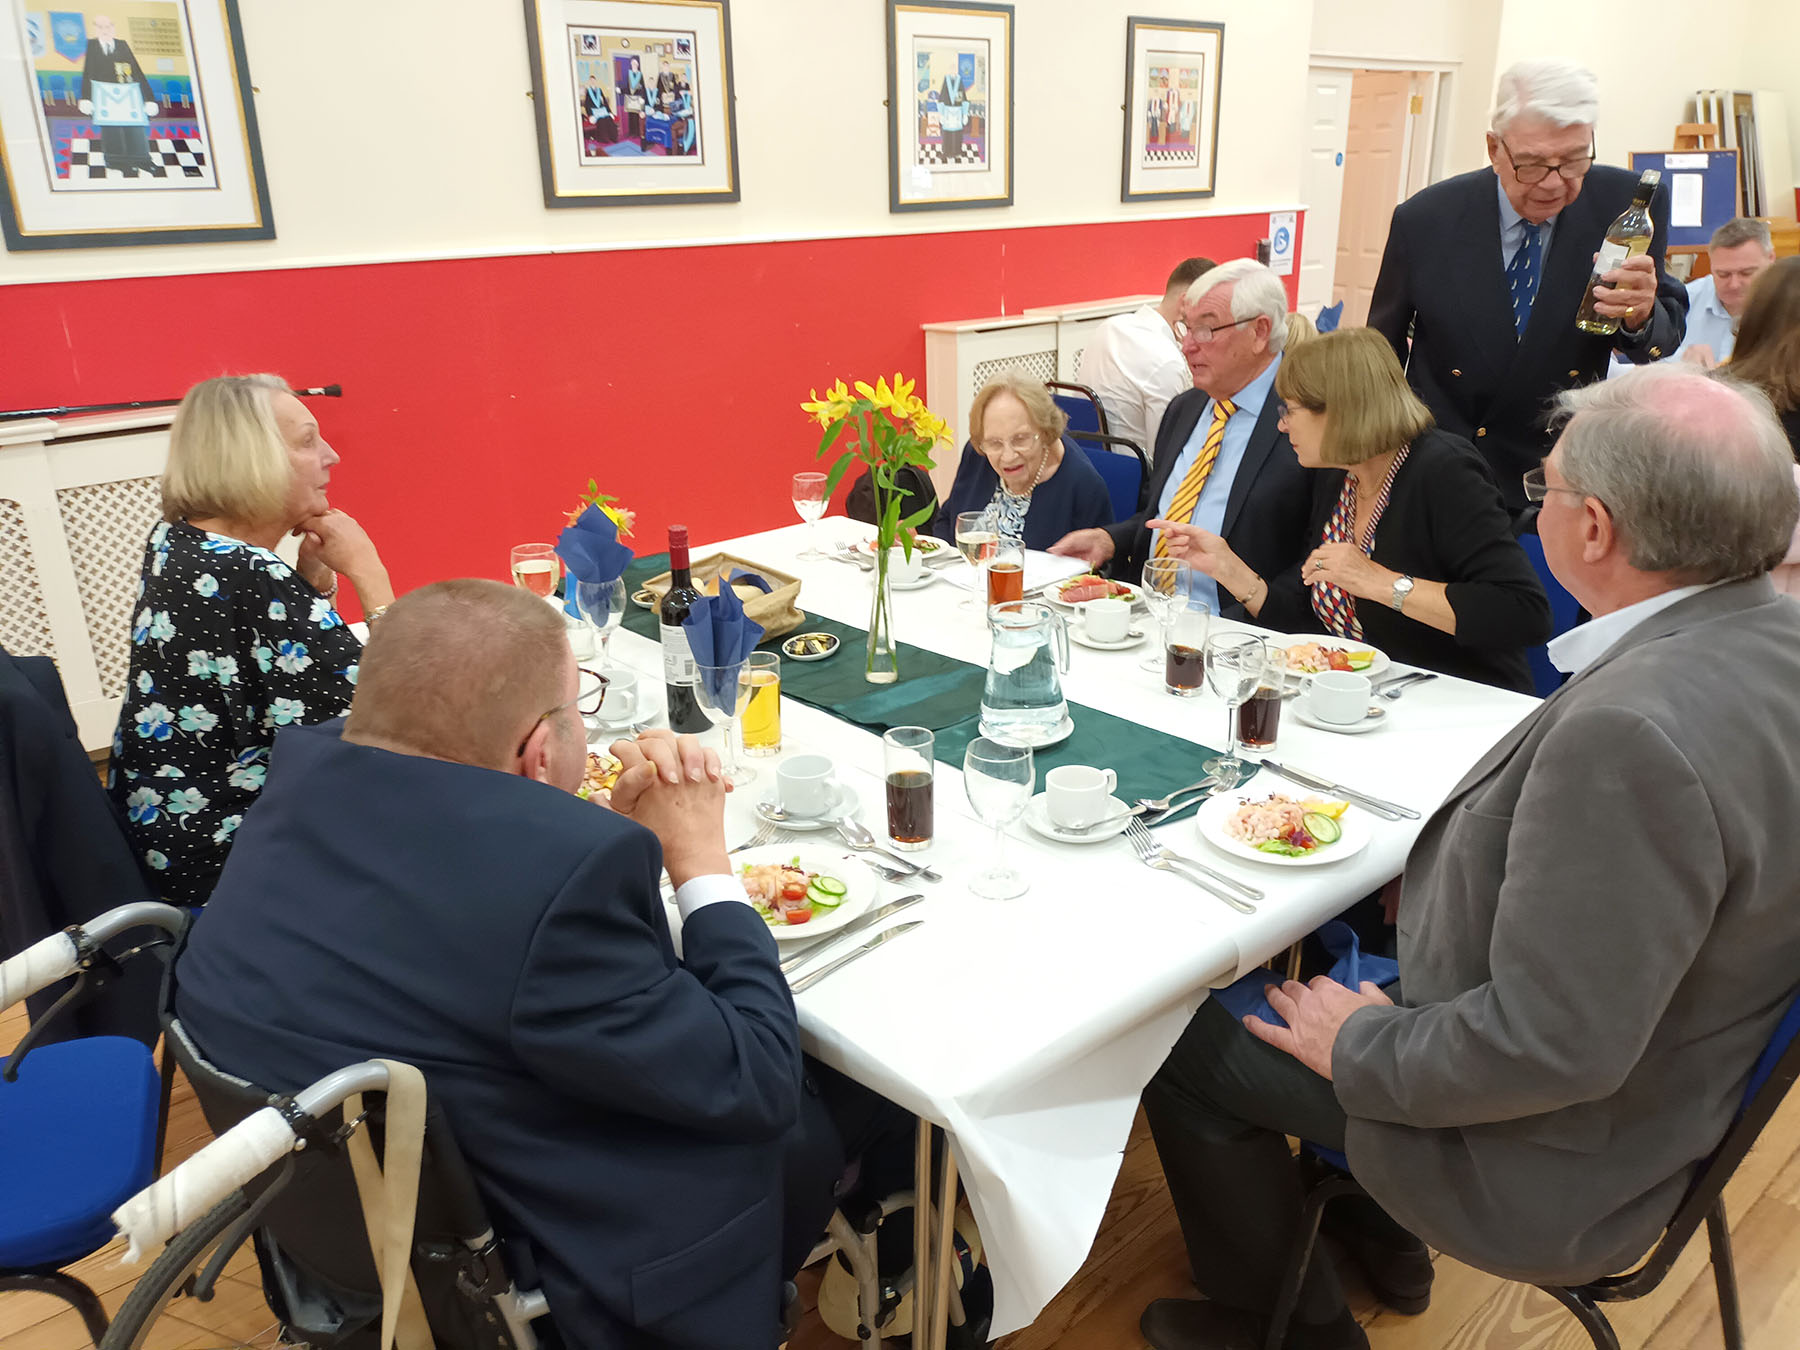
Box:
[980,601,1071,745]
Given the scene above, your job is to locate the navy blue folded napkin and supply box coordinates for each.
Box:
[726,567,772,594]
[1211,920,1399,1027]
[557,505,634,621]
[683,576,765,706]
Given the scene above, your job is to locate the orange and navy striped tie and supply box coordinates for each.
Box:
[1154,397,1236,558]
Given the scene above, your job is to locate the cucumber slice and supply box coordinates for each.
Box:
[807,876,847,908]
[1348,654,1374,670]
[1301,812,1342,845]
[810,876,847,897]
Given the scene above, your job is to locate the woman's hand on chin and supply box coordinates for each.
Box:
[295,509,389,602]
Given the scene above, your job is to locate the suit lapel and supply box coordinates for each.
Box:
[1519,189,1598,352]
[1461,177,1521,378]
[1144,392,1205,512]
[1220,396,1282,538]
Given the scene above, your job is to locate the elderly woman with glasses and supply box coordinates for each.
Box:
[929,369,1115,550]
[1155,327,1551,692]
[110,374,396,903]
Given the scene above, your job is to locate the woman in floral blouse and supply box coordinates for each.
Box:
[111,375,396,903]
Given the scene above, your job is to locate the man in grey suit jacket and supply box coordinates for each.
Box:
[1137,364,1800,1350]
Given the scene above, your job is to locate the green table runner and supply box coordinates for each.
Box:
[613,555,1221,804]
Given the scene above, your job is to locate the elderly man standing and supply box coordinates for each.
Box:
[1074,255,1216,463]
[1050,259,1315,619]
[1368,60,1688,516]
[1136,365,1800,1350]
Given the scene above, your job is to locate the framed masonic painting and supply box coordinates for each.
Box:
[1121,16,1223,203]
[524,0,740,208]
[0,0,273,250]
[886,0,1012,213]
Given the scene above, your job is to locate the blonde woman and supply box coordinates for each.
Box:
[110,375,394,902]
[1155,328,1550,691]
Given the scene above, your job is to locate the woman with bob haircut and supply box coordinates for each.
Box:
[1154,326,1550,691]
[110,374,395,902]
[930,368,1114,551]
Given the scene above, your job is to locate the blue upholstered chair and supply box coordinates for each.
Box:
[1517,530,1581,697]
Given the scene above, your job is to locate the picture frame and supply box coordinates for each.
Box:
[0,0,273,251]
[885,0,1012,214]
[523,0,740,209]
[1121,16,1223,203]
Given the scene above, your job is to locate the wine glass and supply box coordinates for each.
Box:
[1139,558,1192,672]
[954,509,999,613]
[792,472,829,560]
[576,578,628,667]
[1203,634,1267,787]
[963,737,1034,899]
[695,660,755,786]
[510,543,559,599]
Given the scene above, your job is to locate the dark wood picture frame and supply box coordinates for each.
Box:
[886,0,1014,214]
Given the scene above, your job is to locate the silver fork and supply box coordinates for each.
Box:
[1123,818,1260,913]
[730,819,781,853]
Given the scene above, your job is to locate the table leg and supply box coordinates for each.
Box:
[1285,939,1304,983]
[914,1119,936,1340]
[928,1142,960,1350]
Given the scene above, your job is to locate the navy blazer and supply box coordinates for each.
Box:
[1368,165,1688,511]
[174,720,801,1350]
[928,435,1115,551]
[1105,382,1317,620]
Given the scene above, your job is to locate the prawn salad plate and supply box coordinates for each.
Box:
[1049,574,1146,612]
[1277,637,1391,679]
[1193,791,1373,867]
[731,845,871,939]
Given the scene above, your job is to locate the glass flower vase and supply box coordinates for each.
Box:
[866,548,900,684]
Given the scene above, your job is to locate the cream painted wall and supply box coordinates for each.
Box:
[1745,5,1800,200]
[1,0,1312,286]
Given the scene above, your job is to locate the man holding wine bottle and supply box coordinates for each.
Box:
[1367,59,1688,517]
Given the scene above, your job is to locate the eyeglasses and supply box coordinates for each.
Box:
[1175,316,1255,344]
[515,668,608,758]
[978,431,1040,456]
[1521,466,1590,504]
[1497,138,1595,185]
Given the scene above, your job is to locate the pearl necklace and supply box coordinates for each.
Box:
[999,442,1049,501]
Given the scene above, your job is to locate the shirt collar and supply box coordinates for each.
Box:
[1697,275,1732,321]
[1495,174,1555,245]
[1224,351,1280,415]
[1547,582,1720,675]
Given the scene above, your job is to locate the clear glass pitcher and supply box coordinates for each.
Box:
[980,600,1071,746]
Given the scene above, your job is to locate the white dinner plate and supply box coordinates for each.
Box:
[1192,790,1374,867]
[1275,636,1391,679]
[726,845,872,941]
[854,536,950,559]
[1048,577,1147,614]
[1023,792,1132,844]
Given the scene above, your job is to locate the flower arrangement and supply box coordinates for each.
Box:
[567,479,635,537]
[801,374,947,681]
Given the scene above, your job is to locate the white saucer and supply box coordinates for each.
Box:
[977,714,1075,749]
[889,572,936,591]
[1024,793,1131,844]
[1293,703,1385,735]
[753,782,850,830]
[1070,624,1147,652]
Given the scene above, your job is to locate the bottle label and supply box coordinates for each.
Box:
[1593,240,1631,275]
[660,622,697,686]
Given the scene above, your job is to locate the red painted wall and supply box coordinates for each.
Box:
[3,214,1300,616]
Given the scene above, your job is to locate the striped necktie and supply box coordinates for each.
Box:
[1154,398,1235,558]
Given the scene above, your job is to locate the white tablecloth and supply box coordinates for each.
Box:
[600,517,1538,1335]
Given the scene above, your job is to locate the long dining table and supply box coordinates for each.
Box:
[594,514,1539,1342]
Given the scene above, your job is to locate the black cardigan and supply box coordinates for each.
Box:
[1254,428,1552,693]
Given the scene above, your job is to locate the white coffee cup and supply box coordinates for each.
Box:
[1084,597,1131,644]
[888,545,928,585]
[1303,669,1372,725]
[778,754,839,818]
[589,669,638,726]
[1045,764,1118,827]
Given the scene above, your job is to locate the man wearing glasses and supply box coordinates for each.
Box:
[1367,59,1687,518]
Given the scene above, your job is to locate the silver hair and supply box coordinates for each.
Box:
[1552,365,1799,582]
[1184,259,1289,354]
[1490,60,1599,135]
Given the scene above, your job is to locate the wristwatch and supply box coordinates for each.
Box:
[1390,575,1415,612]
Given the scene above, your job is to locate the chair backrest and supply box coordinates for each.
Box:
[1068,432,1147,521]
[1514,531,1580,698]
[1045,381,1111,441]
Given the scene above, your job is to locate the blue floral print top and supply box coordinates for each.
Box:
[109,520,362,902]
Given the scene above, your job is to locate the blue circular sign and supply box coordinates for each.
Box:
[1273,226,1291,253]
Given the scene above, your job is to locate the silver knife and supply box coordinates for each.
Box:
[789,922,922,994]
[779,893,925,975]
[1258,758,1421,820]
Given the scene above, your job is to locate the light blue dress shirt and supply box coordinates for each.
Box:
[1496,176,1554,310]
[1154,354,1282,614]
[1672,274,1734,362]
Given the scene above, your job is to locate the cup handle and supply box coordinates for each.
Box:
[1101,768,1117,794]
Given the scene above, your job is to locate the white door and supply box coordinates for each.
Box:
[1297,66,1353,317]
[1335,69,1414,328]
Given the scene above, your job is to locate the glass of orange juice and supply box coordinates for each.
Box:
[740,651,782,756]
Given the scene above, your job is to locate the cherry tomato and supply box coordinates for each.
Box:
[1327,649,1352,672]
[784,906,812,924]
[781,880,809,902]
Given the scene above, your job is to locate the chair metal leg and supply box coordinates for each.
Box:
[1705,1197,1745,1350]
[1538,1284,1623,1350]
[1263,1174,1360,1350]
[0,1271,109,1345]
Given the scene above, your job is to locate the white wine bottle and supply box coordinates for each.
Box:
[1575,169,1660,336]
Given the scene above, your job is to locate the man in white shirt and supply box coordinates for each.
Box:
[1675,218,1775,368]
[1074,256,1215,464]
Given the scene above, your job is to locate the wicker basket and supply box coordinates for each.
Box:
[639,553,806,644]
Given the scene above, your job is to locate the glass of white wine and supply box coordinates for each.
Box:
[792,472,829,559]
[963,736,1034,899]
[954,509,999,613]
[510,543,559,599]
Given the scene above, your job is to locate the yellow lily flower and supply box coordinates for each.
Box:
[800,379,856,427]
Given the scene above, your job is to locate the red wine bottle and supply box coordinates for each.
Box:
[659,526,708,734]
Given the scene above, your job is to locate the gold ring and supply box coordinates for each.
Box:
[1626,306,1636,317]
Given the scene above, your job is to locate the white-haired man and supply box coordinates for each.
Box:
[1368,59,1688,516]
[1136,365,1800,1350]
[1050,259,1316,618]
